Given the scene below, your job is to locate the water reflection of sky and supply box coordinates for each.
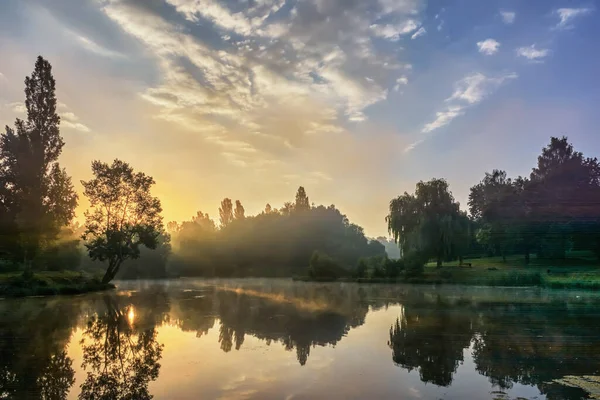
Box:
[2,280,599,399]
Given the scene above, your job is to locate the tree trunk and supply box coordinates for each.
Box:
[436,256,442,268]
[102,259,122,284]
[458,255,464,266]
[525,249,530,265]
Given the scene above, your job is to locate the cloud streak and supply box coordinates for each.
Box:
[405,71,517,151]
[555,7,593,30]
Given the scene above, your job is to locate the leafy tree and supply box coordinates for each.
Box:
[0,56,77,272]
[528,136,600,259]
[234,200,245,220]
[264,203,272,214]
[219,198,233,228]
[388,179,464,267]
[294,186,310,212]
[81,159,163,284]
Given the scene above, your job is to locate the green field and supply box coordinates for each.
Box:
[0,270,114,297]
[423,252,600,289]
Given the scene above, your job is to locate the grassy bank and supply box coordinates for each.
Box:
[0,271,115,297]
[296,254,600,290]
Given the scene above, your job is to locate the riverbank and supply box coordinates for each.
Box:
[0,271,115,297]
[295,262,600,290]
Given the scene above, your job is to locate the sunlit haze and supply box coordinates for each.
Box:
[1,0,599,236]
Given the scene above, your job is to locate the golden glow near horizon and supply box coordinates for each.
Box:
[1,0,595,237]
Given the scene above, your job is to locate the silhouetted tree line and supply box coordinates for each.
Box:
[387,136,600,266]
[167,187,386,278]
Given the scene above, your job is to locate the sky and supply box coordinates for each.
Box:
[1,0,599,237]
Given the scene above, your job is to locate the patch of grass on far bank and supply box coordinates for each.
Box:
[296,253,600,290]
[0,270,114,297]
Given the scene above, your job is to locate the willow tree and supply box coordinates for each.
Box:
[387,179,465,267]
[81,159,163,283]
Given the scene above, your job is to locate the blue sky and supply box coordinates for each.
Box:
[0,0,599,236]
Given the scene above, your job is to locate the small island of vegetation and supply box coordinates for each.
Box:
[1,56,600,296]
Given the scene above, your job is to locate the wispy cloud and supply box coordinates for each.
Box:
[500,11,516,24]
[370,20,420,41]
[60,108,91,132]
[7,102,26,113]
[446,72,517,105]
[409,72,517,150]
[394,76,408,91]
[555,7,593,30]
[477,39,500,55]
[516,44,549,62]
[422,106,465,134]
[411,27,426,39]
[75,35,124,58]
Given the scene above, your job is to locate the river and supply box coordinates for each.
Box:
[1,279,599,399]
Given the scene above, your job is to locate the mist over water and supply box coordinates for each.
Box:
[1,279,599,399]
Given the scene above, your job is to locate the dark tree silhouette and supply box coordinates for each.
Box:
[81,159,163,283]
[0,56,78,272]
[219,198,234,228]
[294,186,310,212]
[234,200,245,220]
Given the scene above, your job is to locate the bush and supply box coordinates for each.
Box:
[384,258,404,278]
[355,258,368,278]
[403,250,428,278]
[308,251,348,280]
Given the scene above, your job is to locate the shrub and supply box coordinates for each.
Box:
[308,251,348,280]
[403,250,428,278]
[384,258,404,278]
[355,258,368,278]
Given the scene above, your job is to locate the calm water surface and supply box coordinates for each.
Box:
[1,279,600,399]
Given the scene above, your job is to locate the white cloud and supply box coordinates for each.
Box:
[477,39,500,55]
[403,139,424,153]
[407,71,517,151]
[411,27,426,39]
[422,105,465,133]
[447,72,517,104]
[7,102,25,113]
[500,11,515,24]
[516,45,549,61]
[555,8,593,29]
[393,76,408,91]
[60,110,91,132]
[370,20,419,41]
[76,35,124,58]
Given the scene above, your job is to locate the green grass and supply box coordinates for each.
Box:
[297,253,600,290]
[423,252,600,289]
[0,270,115,297]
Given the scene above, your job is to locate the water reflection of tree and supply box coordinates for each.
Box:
[472,301,600,399]
[0,300,78,399]
[386,294,600,399]
[388,305,473,386]
[78,296,164,400]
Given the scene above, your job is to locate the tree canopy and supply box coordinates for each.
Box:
[81,159,164,283]
[0,56,77,272]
